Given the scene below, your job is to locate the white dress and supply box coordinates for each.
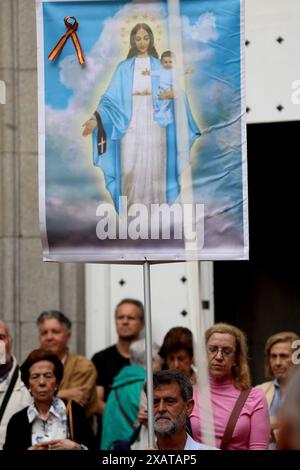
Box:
[120,57,167,208]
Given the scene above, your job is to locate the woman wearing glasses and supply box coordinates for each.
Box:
[190,323,269,449]
[4,349,95,450]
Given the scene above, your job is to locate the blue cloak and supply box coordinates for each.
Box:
[92,56,200,213]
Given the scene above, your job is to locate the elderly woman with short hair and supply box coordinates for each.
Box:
[4,349,95,450]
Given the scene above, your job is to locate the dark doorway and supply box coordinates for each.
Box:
[214,121,300,384]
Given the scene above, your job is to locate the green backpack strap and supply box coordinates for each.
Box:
[114,388,135,428]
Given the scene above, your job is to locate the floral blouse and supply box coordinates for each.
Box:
[27,397,68,445]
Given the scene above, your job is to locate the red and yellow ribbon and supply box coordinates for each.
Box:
[48,16,85,65]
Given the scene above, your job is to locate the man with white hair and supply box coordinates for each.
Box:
[0,320,32,448]
[37,310,98,420]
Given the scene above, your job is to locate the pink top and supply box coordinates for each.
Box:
[190,378,269,450]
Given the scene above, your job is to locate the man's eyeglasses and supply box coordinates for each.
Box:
[207,345,235,357]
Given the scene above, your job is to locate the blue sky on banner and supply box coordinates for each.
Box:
[44,1,240,107]
[42,0,244,249]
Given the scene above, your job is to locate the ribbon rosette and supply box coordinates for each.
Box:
[48,16,85,65]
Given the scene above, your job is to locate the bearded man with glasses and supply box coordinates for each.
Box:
[189,323,270,450]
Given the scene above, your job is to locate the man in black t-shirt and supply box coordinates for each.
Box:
[92,298,145,416]
[92,344,129,404]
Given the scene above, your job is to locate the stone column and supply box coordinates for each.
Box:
[0,0,85,361]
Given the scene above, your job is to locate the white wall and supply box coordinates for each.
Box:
[85,262,214,358]
[245,0,300,123]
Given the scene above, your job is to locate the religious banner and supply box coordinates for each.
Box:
[36,0,248,262]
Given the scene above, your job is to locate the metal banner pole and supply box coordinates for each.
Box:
[143,260,155,448]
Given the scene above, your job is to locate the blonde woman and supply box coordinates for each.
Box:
[190,323,269,450]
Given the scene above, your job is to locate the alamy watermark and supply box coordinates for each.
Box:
[291,80,300,104]
[95,196,204,246]
[0,80,6,104]
[292,340,300,365]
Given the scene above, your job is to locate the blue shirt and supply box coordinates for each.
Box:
[269,379,281,417]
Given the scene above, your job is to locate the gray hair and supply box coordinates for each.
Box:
[36,310,72,331]
[115,298,144,321]
[129,339,160,368]
[280,366,300,447]
[151,369,193,402]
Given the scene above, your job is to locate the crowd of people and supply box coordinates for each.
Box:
[0,298,300,451]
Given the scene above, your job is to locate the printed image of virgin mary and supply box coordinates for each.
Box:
[82,23,200,214]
